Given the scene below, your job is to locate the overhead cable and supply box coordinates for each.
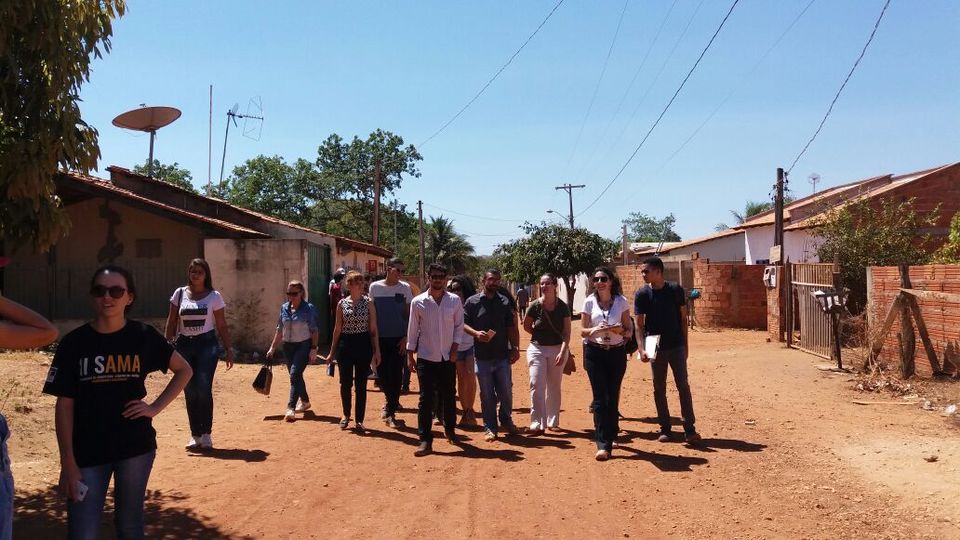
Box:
[419,0,565,147]
[577,0,741,217]
[786,0,892,175]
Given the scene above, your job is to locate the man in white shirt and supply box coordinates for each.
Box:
[406,263,464,457]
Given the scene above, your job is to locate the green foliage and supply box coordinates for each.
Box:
[218,155,322,224]
[427,215,475,275]
[0,0,125,251]
[495,223,618,307]
[931,211,960,263]
[624,212,680,242]
[814,197,937,313]
[133,159,196,193]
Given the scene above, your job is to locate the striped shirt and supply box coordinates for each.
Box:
[171,287,225,337]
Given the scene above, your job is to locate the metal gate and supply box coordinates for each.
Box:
[307,243,332,344]
[789,263,834,358]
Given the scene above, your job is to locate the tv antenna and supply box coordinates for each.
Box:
[808,172,821,195]
[218,96,264,189]
[112,105,182,178]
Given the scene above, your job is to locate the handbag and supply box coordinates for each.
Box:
[252,363,273,395]
[624,325,639,355]
[563,350,577,375]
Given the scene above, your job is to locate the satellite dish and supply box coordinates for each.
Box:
[112,105,182,178]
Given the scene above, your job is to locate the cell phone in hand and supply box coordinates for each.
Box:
[76,480,88,502]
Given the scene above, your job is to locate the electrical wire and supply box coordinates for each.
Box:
[421,202,525,222]
[577,0,741,217]
[786,0,892,175]
[562,0,630,177]
[418,0,565,147]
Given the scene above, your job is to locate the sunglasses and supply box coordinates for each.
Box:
[90,285,127,299]
[592,276,609,283]
[429,274,447,280]
[286,291,300,296]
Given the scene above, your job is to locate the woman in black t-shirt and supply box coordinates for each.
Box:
[43,265,192,539]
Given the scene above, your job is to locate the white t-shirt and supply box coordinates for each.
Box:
[171,287,225,337]
[581,294,630,346]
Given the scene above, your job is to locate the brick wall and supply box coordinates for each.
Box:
[693,262,768,329]
[868,265,960,377]
[767,276,785,341]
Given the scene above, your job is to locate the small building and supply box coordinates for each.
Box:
[3,167,390,350]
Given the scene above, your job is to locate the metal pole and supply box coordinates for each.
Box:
[218,113,232,190]
[418,200,425,285]
[207,85,213,195]
[147,131,156,178]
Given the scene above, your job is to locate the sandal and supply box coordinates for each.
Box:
[339,417,350,430]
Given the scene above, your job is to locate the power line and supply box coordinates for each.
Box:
[571,0,679,183]
[421,202,525,222]
[787,0,892,175]
[562,0,629,177]
[418,0,565,147]
[577,0,741,217]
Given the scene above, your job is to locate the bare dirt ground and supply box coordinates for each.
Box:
[4,323,959,539]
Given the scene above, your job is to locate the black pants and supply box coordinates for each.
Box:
[338,333,372,423]
[416,359,456,442]
[651,345,696,434]
[583,344,627,451]
[379,336,405,417]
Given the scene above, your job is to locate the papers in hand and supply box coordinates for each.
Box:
[644,335,661,360]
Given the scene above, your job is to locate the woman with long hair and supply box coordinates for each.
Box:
[580,266,632,461]
[446,275,478,427]
[164,258,234,451]
[522,273,571,435]
[266,280,320,422]
[323,270,382,433]
[43,265,192,538]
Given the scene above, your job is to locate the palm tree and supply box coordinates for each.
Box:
[731,200,775,225]
[427,215,475,274]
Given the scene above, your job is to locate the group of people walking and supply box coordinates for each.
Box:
[0,254,700,539]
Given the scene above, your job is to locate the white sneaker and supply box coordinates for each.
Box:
[285,409,296,422]
[295,401,311,413]
[200,433,213,449]
[185,436,200,450]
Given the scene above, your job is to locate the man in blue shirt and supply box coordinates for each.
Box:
[464,269,521,442]
[369,258,413,428]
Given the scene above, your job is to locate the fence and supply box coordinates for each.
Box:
[788,263,835,359]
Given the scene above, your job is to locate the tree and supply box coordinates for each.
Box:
[219,155,321,224]
[495,223,618,308]
[1,1,125,251]
[314,129,421,244]
[814,197,937,313]
[427,215,475,275]
[931,211,960,263]
[133,159,196,193]
[624,212,680,242]
[715,199,791,231]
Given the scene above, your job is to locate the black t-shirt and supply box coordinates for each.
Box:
[634,282,686,349]
[464,292,516,361]
[525,298,570,346]
[43,320,172,467]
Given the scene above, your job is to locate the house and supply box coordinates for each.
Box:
[659,162,960,263]
[3,167,391,349]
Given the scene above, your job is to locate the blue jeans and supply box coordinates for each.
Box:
[651,346,696,435]
[583,344,627,451]
[475,358,514,433]
[283,340,312,410]
[67,450,156,540]
[0,414,12,540]
[175,331,221,436]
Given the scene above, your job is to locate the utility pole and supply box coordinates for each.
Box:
[418,200,425,285]
[393,200,399,255]
[372,160,382,245]
[555,183,585,229]
[774,168,785,249]
[622,222,628,265]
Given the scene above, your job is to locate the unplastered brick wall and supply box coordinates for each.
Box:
[693,261,767,329]
[867,265,960,377]
[768,277,785,341]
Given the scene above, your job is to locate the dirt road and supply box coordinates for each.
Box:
[5,326,959,538]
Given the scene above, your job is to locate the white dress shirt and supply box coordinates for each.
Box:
[406,290,464,362]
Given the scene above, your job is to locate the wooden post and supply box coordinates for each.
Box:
[785,260,794,347]
[372,160,381,245]
[417,200,425,285]
[898,265,915,378]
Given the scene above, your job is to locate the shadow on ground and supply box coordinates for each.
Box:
[15,487,252,539]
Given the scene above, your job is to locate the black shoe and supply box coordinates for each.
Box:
[445,430,459,444]
[684,431,702,444]
[414,441,432,457]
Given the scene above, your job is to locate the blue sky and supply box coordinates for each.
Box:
[80,0,960,254]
